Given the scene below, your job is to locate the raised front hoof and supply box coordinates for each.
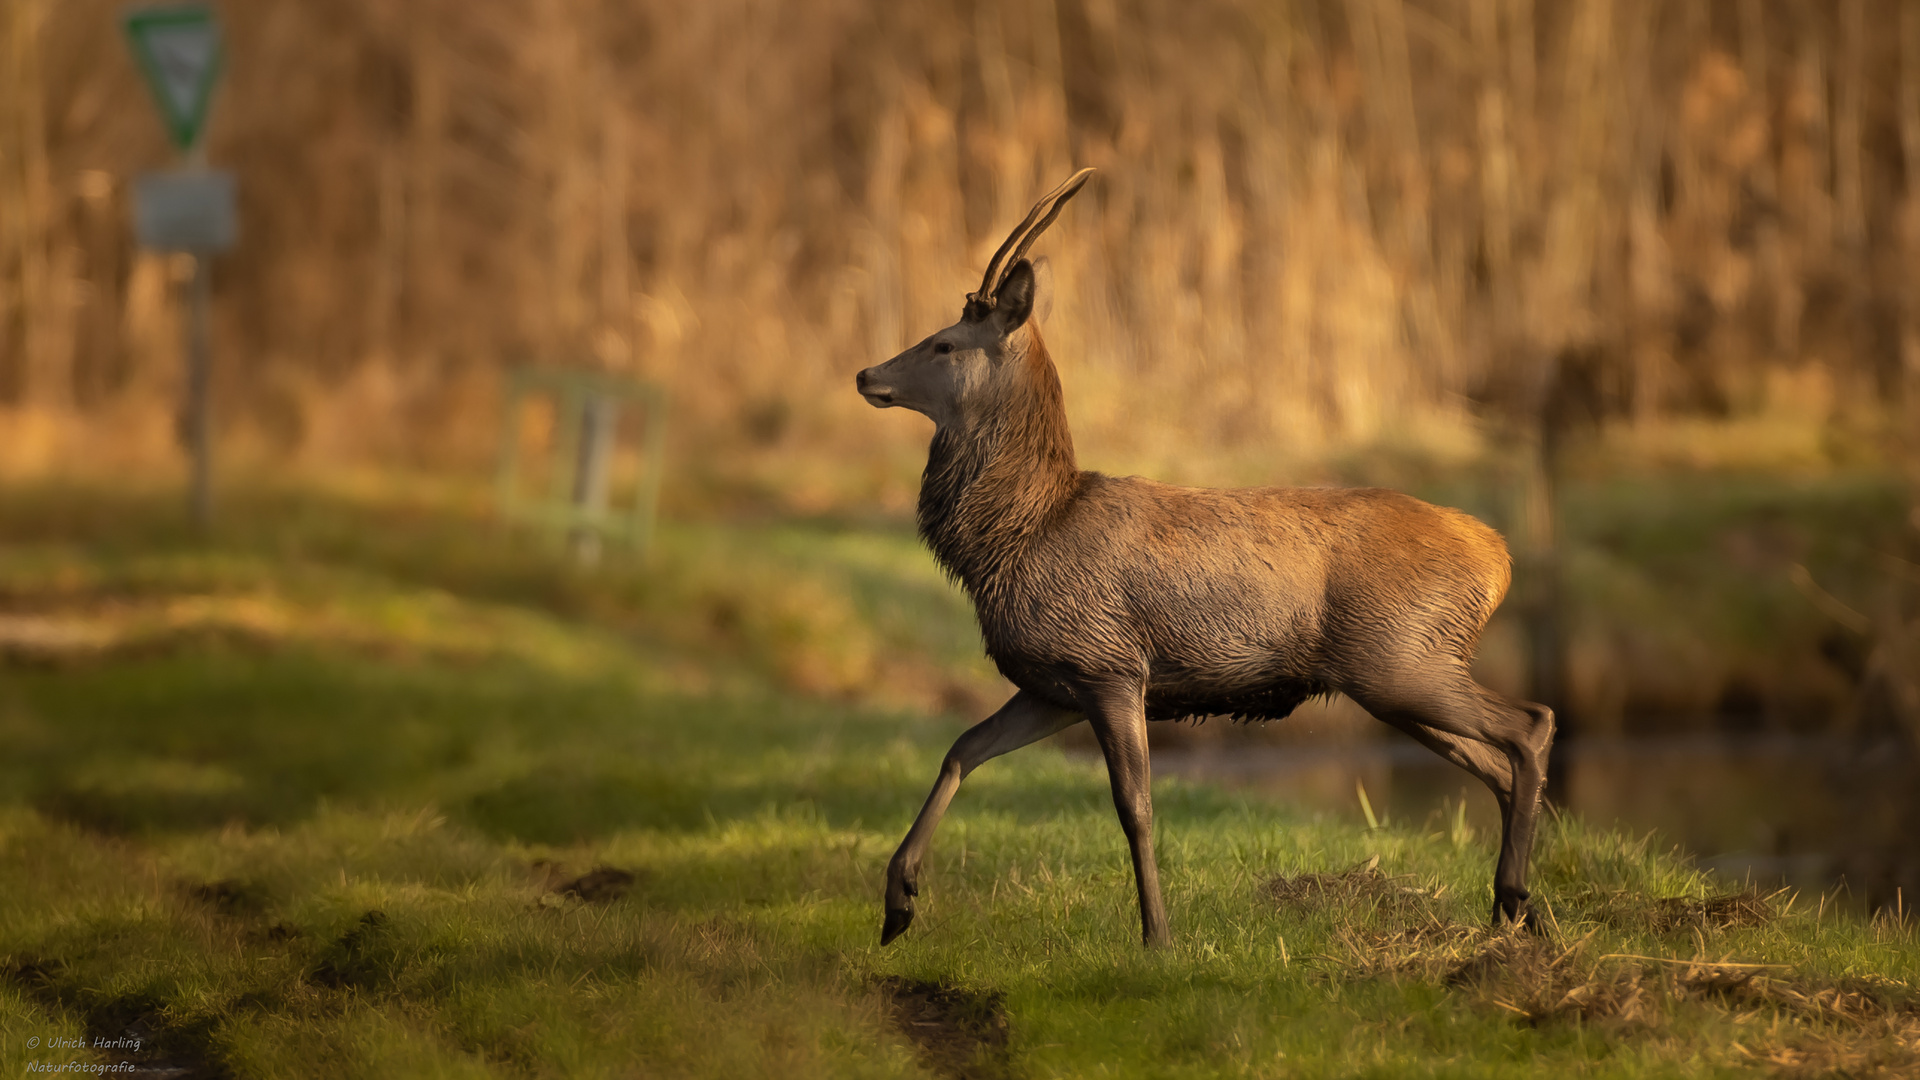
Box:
[1492,893,1546,936]
[880,904,915,946]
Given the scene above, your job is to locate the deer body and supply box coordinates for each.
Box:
[861,170,1554,947]
[950,479,1512,728]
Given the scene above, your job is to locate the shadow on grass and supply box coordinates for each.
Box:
[1,648,1259,846]
[464,766,714,842]
[2,957,232,1079]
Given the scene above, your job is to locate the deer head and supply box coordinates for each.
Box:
[856,168,1093,429]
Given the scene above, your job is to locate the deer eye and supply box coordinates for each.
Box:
[933,342,953,356]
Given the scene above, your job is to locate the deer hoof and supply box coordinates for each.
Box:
[1519,903,1550,937]
[880,903,915,946]
[1493,892,1544,935]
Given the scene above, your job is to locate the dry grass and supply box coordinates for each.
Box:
[1,0,1916,494]
[1570,884,1780,934]
[1267,862,1920,1074]
[1265,853,1455,921]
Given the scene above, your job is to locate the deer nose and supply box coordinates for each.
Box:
[856,367,895,406]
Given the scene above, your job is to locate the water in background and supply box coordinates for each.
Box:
[1074,712,1920,904]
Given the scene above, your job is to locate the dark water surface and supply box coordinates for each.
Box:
[1083,727,1920,901]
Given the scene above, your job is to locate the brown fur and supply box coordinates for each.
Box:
[921,329,1513,725]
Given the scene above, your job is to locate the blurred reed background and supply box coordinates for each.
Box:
[3,0,1915,486]
[5,0,1920,862]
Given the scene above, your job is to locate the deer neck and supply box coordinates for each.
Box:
[918,333,1080,590]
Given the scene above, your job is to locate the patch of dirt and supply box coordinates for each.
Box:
[183,879,269,918]
[2,956,233,1078]
[80,998,234,1080]
[1681,969,1920,1076]
[1263,855,1452,922]
[307,909,390,990]
[257,922,302,945]
[1286,870,1914,1073]
[530,859,640,903]
[1446,931,1658,1026]
[1748,1013,1920,1078]
[1267,855,1491,982]
[1570,887,1778,934]
[1685,968,1920,1030]
[1649,891,1776,931]
[878,977,1013,1080]
[1,955,68,1002]
[558,867,636,903]
[1329,917,1487,979]
[1437,931,1920,1072]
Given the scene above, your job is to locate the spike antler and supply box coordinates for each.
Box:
[965,167,1096,320]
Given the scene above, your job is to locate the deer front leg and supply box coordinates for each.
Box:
[883,691,1081,945]
[1085,682,1170,947]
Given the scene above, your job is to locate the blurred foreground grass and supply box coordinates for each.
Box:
[0,479,1915,1078]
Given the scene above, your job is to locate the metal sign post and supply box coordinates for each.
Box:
[124,5,231,529]
[495,368,669,564]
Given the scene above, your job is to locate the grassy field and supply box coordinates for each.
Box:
[0,480,1916,1078]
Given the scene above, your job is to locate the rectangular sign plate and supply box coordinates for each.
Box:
[134,170,237,251]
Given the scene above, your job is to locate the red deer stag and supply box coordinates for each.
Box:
[856,169,1554,947]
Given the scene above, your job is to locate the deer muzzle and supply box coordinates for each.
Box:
[855,367,897,407]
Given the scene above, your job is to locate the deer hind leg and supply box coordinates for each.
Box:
[882,690,1082,945]
[1350,675,1555,930]
[1486,692,1555,928]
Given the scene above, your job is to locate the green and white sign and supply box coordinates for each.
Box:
[123,5,224,151]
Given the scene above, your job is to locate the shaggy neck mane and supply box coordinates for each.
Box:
[918,329,1080,594]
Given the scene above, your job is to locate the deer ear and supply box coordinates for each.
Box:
[1029,256,1054,327]
[991,258,1038,332]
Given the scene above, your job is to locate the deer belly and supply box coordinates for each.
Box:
[1142,680,1329,723]
[1143,657,1331,723]
[983,628,1331,723]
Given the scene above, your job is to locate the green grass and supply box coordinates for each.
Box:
[0,480,1915,1078]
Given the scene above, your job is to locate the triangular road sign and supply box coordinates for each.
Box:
[124,5,225,152]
